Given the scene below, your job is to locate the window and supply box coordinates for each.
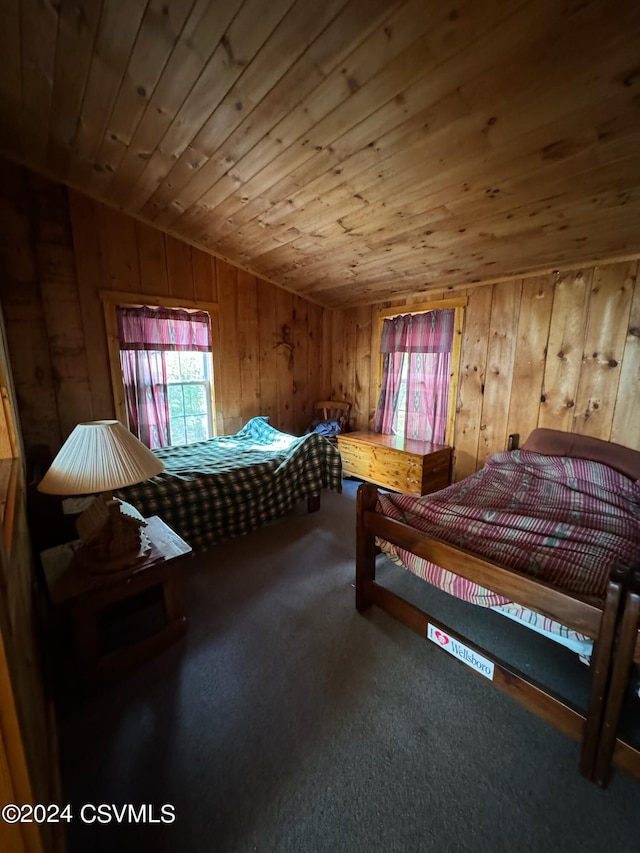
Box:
[115,304,215,449]
[394,361,409,437]
[375,299,465,446]
[165,351,213,445]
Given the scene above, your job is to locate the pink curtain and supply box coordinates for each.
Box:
[374,351,406,434]
[117,306,212,449]
[405,350,451,442]
[120,349,169,449]
[375,309,454,444]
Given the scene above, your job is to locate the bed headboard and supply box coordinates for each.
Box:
[522,429,640,481]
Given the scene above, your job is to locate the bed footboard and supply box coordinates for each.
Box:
[356,482,378,612]
[592,569,640,785]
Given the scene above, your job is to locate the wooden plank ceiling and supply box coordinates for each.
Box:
[1,0,639,308]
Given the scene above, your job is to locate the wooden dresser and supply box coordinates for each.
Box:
[336,431,452,496]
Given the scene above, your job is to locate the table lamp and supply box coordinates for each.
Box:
[37,420,164,573]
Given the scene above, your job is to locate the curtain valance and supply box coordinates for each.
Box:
[117,305,212,352]
[379,309,454,354]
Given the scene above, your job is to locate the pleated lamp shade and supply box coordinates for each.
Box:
[37,420,164,495]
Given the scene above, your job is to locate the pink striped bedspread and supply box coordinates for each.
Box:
[376,449,640,609]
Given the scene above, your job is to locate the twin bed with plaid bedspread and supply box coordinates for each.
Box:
[117,417,342,550]
[356,432,640,783]
[377,449,640,654]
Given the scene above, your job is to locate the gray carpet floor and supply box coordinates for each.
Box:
[58,478,640,852]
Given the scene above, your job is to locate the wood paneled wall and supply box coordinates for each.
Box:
[330,261,640,479]
[1,156,638,479]
[0,159,331,454]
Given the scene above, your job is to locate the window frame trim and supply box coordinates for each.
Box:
[101,290,219,438]
[374,297,467,447]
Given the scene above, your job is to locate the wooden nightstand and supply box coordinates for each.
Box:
[337,431,452,495]
[40,516,192,680]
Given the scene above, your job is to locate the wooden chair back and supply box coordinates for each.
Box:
[314,400,351,432]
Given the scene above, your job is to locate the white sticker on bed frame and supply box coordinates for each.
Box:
[427,624,495,681]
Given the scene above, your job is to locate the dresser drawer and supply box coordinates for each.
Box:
[336,443,368,478]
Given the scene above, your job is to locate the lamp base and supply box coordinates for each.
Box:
[75,529,151,575]
[75,494,150,574]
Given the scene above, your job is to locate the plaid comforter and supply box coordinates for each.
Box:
[378,449,640,607]
[117,417,342,549]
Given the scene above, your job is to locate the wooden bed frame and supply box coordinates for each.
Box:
[355,481,640,785]
[591,568,640,785]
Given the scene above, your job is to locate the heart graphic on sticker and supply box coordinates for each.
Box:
[434,630,449,646]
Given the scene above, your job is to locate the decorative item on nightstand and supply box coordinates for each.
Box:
[37,420,164,573]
